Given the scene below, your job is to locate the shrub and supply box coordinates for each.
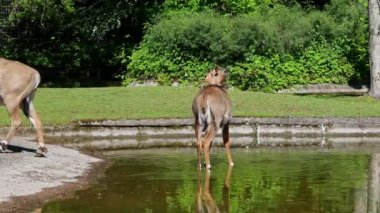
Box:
[124,44,213,86]
[229,41,355,92]
[123,3,366,90]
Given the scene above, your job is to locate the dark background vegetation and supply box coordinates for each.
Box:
[0,0,368,91]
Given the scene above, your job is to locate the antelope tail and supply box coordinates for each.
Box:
[21,71,41,118]
[199,100,213,132]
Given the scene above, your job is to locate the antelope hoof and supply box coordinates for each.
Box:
[0,142,7,152]
[35,146,47,157]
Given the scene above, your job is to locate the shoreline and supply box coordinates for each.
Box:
[0,137,106,213]
[0,159,108,213]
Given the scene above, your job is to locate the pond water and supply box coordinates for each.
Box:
[42,148,376,213]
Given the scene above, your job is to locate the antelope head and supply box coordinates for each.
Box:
[205,67,225,86]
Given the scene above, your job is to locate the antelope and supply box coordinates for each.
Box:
[192,67,233,170]
[0,58,47,156]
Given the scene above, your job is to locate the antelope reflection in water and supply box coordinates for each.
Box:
[196,166,233,213]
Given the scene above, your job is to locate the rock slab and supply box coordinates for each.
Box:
[0,136,100,204]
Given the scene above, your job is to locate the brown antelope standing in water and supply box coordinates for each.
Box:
[192,67,233,169]
[0,58,47,156]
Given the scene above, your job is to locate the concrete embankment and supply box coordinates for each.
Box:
[44,117,380,150]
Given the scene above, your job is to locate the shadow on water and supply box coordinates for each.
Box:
[40,147,380,212]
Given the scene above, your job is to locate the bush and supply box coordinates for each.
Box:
[229,41,355,92]
[124,44,213,86]
[123,3,366,90]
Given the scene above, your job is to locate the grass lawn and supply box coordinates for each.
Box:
[0,86,379,126]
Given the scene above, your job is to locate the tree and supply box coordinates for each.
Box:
[369,0,380,97]
[2,0,163,86]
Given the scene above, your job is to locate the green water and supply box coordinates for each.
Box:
[42,148,371,213]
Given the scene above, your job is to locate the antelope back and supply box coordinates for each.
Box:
[0,58,40,102]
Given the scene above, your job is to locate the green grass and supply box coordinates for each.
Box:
[0,86,379,126]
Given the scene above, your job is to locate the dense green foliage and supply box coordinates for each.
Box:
[125,1,367,91]
[229,41,355,91]
[1,0,163,85]
[0,0,369,90]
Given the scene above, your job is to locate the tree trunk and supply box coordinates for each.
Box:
[369,0,380,97]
